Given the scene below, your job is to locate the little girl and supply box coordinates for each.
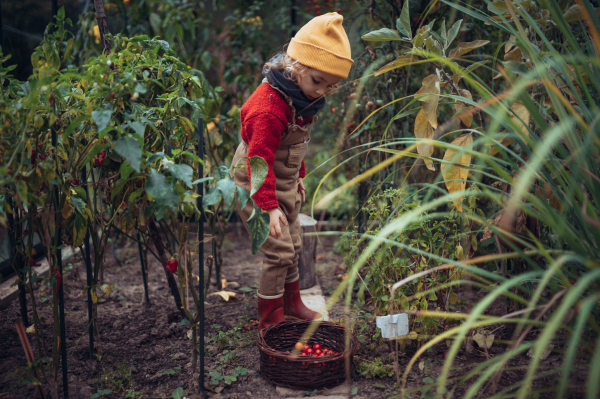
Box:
[231,12,353,331]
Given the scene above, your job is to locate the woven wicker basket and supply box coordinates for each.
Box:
[256,320,359,390]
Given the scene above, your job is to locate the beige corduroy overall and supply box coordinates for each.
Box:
[231,81,316,299]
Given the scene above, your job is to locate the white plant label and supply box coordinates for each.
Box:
[376,313,409,339]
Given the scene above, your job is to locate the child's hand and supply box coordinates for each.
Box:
[298,179,306,203]
[267,208,288,239]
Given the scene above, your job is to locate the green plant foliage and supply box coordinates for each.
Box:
[340,188,482,337]
[357,358,395,379]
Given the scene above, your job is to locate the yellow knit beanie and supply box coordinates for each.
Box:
[287,12,354,79]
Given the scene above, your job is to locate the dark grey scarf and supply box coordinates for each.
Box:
[262,57,326,117]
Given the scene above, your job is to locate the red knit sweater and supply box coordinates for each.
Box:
[240,83,313,210]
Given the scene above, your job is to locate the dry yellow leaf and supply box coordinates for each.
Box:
[504,46,522,62]
[415,109,435,171]
[90,289,98,304]
[509,102,530,138]
[487,132,515,156]
[415,74,440,129]
[442,133,473,212]
[454,89,474,128]
[505,34,516,53]
[26,324,36,334]
[208,290,237,302]
[448,292,459,305]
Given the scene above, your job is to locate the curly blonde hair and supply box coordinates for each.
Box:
[263,51,311,84]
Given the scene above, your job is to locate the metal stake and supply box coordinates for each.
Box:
[137,232,150,305]
[81,167,94,359]
[196,117,205,395]
[52,126,68,398]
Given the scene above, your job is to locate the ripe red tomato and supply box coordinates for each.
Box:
[314,5,320,10]
[337,8,342,13]
[313,343,322,351]
[303,344,310,352]
[348,123,354,128]
[314,349,322,355]
[299,352,306,356]
[166,259,178,273]
[306,348,314,355]
[295,342,304,351]
[331,107,336,113]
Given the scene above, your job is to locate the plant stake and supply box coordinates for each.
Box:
[52,125,68,398]
[197,117,205,395]
[137,231,150,305]
[82,167,95,359]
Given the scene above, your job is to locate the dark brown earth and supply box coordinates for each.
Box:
[0,224,569,399]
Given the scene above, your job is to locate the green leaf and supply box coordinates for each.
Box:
[361,28,402,42]
[128,121,145,138]
[63,114,90,139]
[236,185,250,209]
[92,109,113,132]
[115,137,142,172]
[146,169,179,218]
[217,178,236,206]
[247,201,270,255]
[172,387,183,399]
[202,187,221,207]
[503,60,529,76]
[119,161,134,180]
[439,20,447,48]
[351,387,359,396]
[246,156,268,196]
[398,0,412,38]
[446,19,463,47]
[149,13,162,36]
[65,212,87,248]
[134,83,148,94]
[167,163,194,188]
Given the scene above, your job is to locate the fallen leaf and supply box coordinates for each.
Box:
[226,281,240,289]
[415,109,435,171]
[441,133,473,212]
[221,278,227,290]
[208,291,237,302]
[26,324,36,333]
[418,360,425,371]
[473,333,495,349]
[187,329,193,339]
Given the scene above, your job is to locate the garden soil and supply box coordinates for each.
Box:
[0,224,567,399]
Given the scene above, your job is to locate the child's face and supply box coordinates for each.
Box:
[297,69,340,101]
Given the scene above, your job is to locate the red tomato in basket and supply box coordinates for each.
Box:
[313,343,322,351]
[314,349,322,355]
[303,344,311,352]
[306,348,314,355]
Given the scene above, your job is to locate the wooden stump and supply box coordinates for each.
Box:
[298,214,317,289]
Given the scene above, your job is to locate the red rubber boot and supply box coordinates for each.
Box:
[257,296,285,331]
[283,280,323,321]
